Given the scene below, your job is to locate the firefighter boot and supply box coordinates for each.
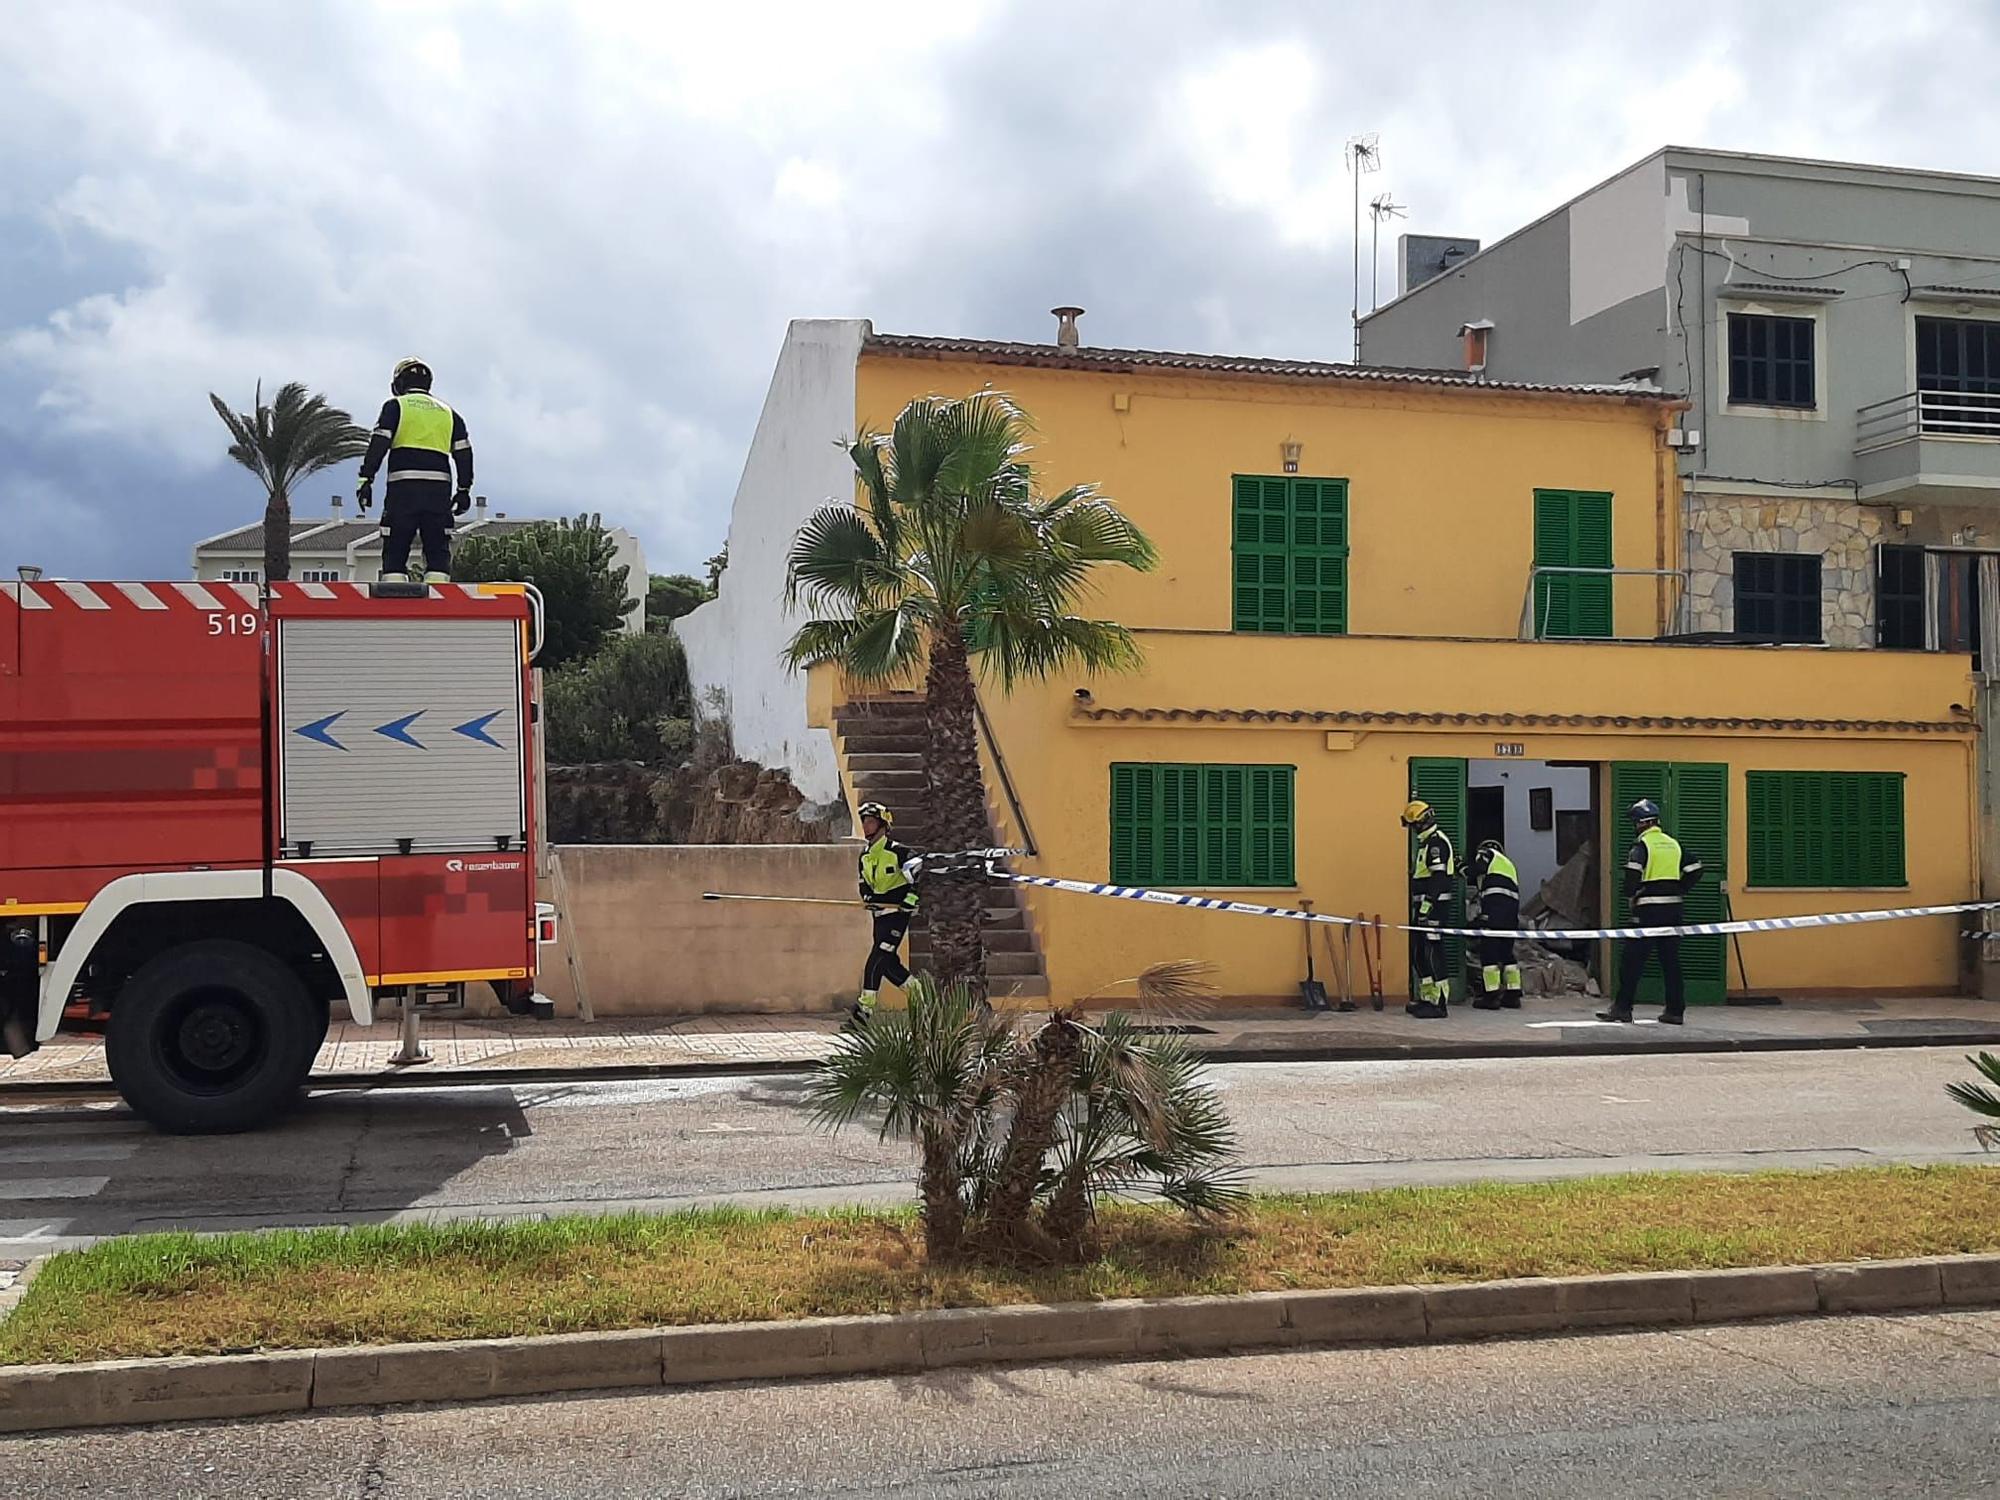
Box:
[423,571,452,584]
[845,990,877,1031]
[1502,963,1524,1008]
[1473,963,1503,1010]
[380,572,411,583]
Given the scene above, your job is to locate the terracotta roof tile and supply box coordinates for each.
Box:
[1073,705,1969,735]
[865,334,1684,403]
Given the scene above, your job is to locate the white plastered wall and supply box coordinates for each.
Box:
[676,318,868,804]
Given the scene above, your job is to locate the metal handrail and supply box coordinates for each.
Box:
[1856,389,2000,449]
[1517,566,1687,641]
[972,689,1039,858]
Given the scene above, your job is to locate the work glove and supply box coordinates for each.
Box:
[355,477,373,514]
[453,488,473,517]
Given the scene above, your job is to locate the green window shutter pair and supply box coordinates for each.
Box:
[1232,476,1347,635]
[1532,489,1614,638]
[1746,772,1906,888]
[1110,763,1295,887]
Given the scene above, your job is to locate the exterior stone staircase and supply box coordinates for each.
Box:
[833,696,1051,1000]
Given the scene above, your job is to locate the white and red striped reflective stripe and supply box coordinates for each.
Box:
[2,579,520,612]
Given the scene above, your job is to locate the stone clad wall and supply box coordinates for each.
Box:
[1685,495,1887,647]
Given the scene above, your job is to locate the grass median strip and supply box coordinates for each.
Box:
[4,1164,1997,1366]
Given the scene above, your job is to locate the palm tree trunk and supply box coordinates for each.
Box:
[918,1129,966,1260]
[923,626,987,1001]
[977,1010,1081,1258]
[262,485,292,583]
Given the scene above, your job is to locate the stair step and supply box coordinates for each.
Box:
[845,753,924,773]
[836,698,928,719]
[851,770,926,792]
[984,952,1045,976]
[992,976,1051,1000]
[839,735,926,757]
[911,925,1033,952]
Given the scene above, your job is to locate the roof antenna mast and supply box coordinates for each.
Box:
[1345,133,1381,361]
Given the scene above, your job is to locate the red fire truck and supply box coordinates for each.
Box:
[0,576,556,1133]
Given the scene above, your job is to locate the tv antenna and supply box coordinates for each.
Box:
[1345,134,1382,360]
[1368,193,1407,313]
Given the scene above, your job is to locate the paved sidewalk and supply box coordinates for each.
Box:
[4,994,1999,1091]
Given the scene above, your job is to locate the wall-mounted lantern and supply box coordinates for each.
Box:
[1281,438,1303,474]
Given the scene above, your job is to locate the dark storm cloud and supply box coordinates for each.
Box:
[1,0,1994,581]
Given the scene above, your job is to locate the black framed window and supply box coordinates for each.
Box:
[1733,552,1821,643]
[1727,312,1816,409]
[1876,544,1927,649]
[1916,317,2000,434]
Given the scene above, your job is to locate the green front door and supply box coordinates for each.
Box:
[1409,757,1468,998]
[1609,761,1728,1005]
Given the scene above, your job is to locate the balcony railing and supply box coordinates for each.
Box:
[1517,566,1686,642]
[1856,389,2000,450]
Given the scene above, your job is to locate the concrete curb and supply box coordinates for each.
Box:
[4,1252,1997,1434]
[6,1025,2000,1105]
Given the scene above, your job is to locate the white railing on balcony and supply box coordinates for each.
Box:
[1516,566,1688,641]
[1856,389,2000,449]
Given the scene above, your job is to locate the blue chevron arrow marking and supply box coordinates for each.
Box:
[295,711,348,750]
[452,711,504,748]
[374,711,427,748]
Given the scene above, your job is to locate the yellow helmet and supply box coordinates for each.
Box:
[857,800,893,827]
[1401,800,1434,828]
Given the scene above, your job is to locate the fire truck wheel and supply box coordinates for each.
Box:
[106,941,313,1134]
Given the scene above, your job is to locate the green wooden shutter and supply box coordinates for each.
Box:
[1408,757,1468,994]
[1110,764,1148,884]
[1247,765,1295,885]
[1611,761,1725,1005]
[1746,771,1905,887]
[1670,762,1728,1004]
[1232,477,1291,632]
[1533,489,1613,638]
[1289,478,1349,636]
[1111,763,1294,888]
[1160,765,1201,885]
[1233,476,1348,635]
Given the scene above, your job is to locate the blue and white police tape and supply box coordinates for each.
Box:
[988,869,2000,942]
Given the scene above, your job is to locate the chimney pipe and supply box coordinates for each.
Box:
[1051,306,1084,350]
[475,494,488,514]
[330,492,343,514]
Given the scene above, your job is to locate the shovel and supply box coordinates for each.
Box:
[1297,900,1330,1011]
[1360,913,1385,1010]
[1325,920,1358,1012]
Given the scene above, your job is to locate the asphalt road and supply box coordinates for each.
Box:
[8,1310,2000,1496]
[0,1046,1987,1255]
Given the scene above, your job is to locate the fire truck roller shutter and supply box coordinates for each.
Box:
[279,617,525,857]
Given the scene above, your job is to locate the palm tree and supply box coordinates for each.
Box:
[783,392,1156,998]
[807,965,1242,1264]
[209,382,369,582]
[1947,1051,2000,1151]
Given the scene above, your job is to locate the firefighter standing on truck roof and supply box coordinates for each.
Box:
[1598,798,1703,1026]
[355,358,475,583]
[1401,800,1455,1019]
[852,801,923,1028]
[1468,839,1524,1010]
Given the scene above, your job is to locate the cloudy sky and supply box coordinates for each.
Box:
[2,0,1992,581]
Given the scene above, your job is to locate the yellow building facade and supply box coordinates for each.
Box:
[789,332,1980,1003]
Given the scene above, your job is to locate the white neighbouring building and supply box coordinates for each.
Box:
[676,319,868,803]
[191,500,648,633]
